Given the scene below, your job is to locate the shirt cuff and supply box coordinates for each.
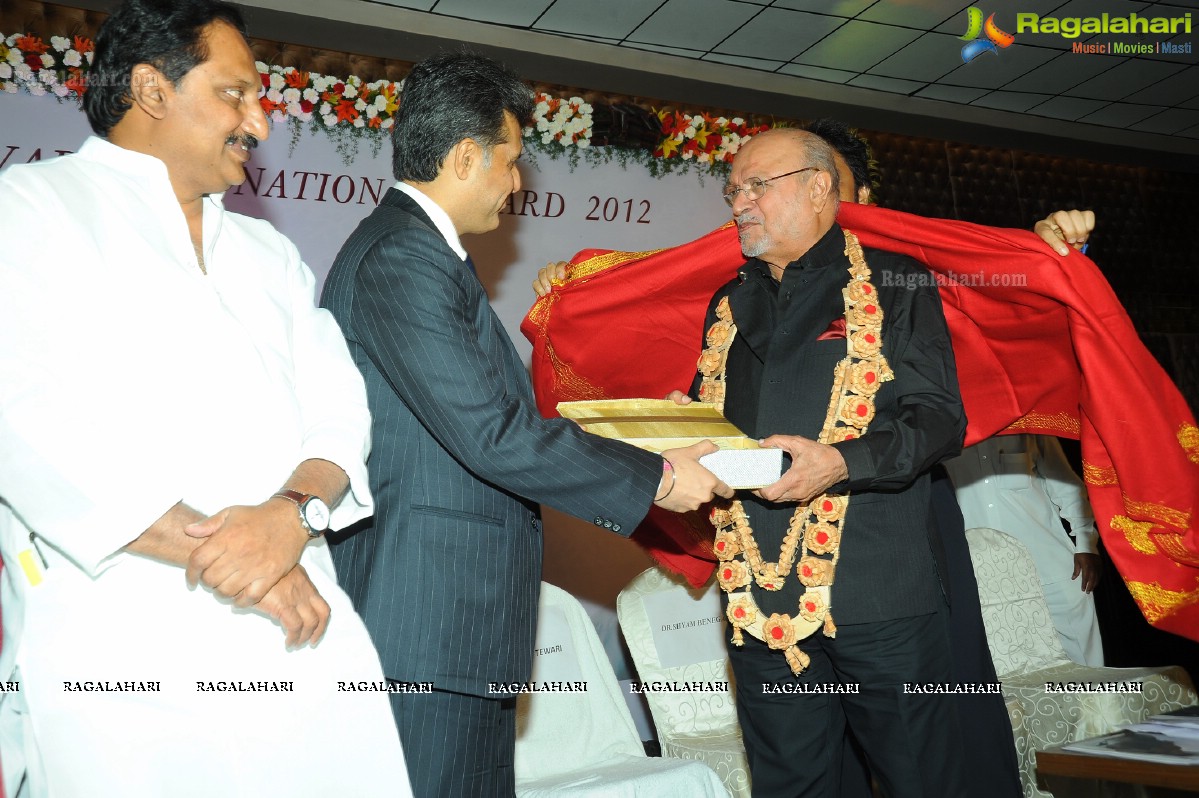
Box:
[1073,525,1100,555]
[828,438,871,492]
[298,437,373,531]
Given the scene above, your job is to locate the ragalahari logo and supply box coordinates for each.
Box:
[959,7,1016,63]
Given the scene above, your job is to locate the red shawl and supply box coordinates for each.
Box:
[521,202,1199,641]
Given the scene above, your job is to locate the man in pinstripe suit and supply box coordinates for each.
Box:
[321,52,731,797]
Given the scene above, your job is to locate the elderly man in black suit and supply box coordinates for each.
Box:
[320,52,731,797]
[683,127,968,797]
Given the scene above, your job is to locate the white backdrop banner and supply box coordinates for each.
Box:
[0,92,732,361]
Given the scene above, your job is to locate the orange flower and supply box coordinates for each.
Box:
[798,590,825,621]
[65,67,87,95]
[762,613,799,649]
[335,98,359,123]
[716,560,751,592]
[284,69,309,89]
[805,522,840,555]
[16,36,49,55]
[712,531,740,561]
[73,35,94,53]
[367,116,382,129]
[725,595,757,627]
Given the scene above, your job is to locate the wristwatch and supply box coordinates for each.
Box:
[272,490,331,538]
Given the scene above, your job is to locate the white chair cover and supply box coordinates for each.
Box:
[514,582,729,797]
[617,567,751,798]
[966,527,1197,798]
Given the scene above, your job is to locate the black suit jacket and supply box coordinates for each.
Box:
[321,188,660,696]
[694,223,965,624]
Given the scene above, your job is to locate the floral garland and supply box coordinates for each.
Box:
[701,230,894,676]
[0,30,782,173]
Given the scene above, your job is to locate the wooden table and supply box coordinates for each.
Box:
[1037,745,1199,796]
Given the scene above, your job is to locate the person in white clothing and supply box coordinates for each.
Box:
[0,1,412,795]
[943,434,1104,666]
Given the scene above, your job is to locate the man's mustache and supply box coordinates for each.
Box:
[224,134,260,150]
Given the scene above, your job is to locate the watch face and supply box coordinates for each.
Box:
[302,497,331,532]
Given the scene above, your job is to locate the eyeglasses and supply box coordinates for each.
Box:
[722,167,819,207]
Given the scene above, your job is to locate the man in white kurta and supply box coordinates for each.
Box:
[944,434,1104,666]
[0,3,411,795]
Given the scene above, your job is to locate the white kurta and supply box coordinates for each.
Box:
[943,435,1104,666]
[0,137,411,797]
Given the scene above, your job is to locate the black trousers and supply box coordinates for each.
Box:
[389,686,517,798]
[729,612,966,798]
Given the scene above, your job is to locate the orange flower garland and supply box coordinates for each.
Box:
[702,230,894,675]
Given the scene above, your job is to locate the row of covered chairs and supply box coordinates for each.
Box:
[514,529,1197,797]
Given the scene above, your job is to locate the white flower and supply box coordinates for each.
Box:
[265,88,283,103]
[286,100,302,117]
[540,132,554,145]
[342,83,357,98]
[374,94,387,110]
[354,97,366,111]
[14,63,32,81]
[717,117,728,126]
[5,34,19,47]
[353,117,364,128]
[681,150,693,160]
[40,53,54,69]
[63,49,81,67]
[731,117,744,126]
[50,36,70,52]
[319,101,331,115]
[29,82,46,96]
[53,83,70,97]
[0,63,11,79]
[302,88,318,103]
[366,104,378,118]
[576,138,590,148]
[255,60,268,72]
[691,114,704,126]
[322,112,337,127]
[40,69,56,84]
[684,125,696,137]
[269,72,284,91]
[381,117,394,129]
[7,49,21,66]
[84,51,94,65]
[4,82,17,93]
[579,102,593,115]
[312,76,329,92]
[282,65,295,74]
[271,109,286,123]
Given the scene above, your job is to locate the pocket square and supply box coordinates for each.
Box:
[816,318,847,341]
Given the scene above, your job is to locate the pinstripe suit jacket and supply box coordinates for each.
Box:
[321,189,661,697]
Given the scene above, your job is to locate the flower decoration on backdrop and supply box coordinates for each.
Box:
[1,30,783,174]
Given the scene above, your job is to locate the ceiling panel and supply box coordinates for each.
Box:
[915,84,992,103]
[770,0,878,17]
[713,8,844,61]
[793,20,924,71]
[868,32,970,82]
[1003,52,1123,95]
[626,0,759,51]
[532,0,659,40]
[1026,96,1112,121]
[1066,59,1187,100]
[938,43,1063,89]
[859,0,971,28]
[430,0,552,26]
[1131,107,1199,134]
[776,63,858,83]
[1133,65,1199,105]
[971,90,1054,112]
[848,73,928,94]
[1079,102,1169,126]
[702,53,788,70]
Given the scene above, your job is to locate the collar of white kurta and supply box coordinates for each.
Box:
[393,181,468,262]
